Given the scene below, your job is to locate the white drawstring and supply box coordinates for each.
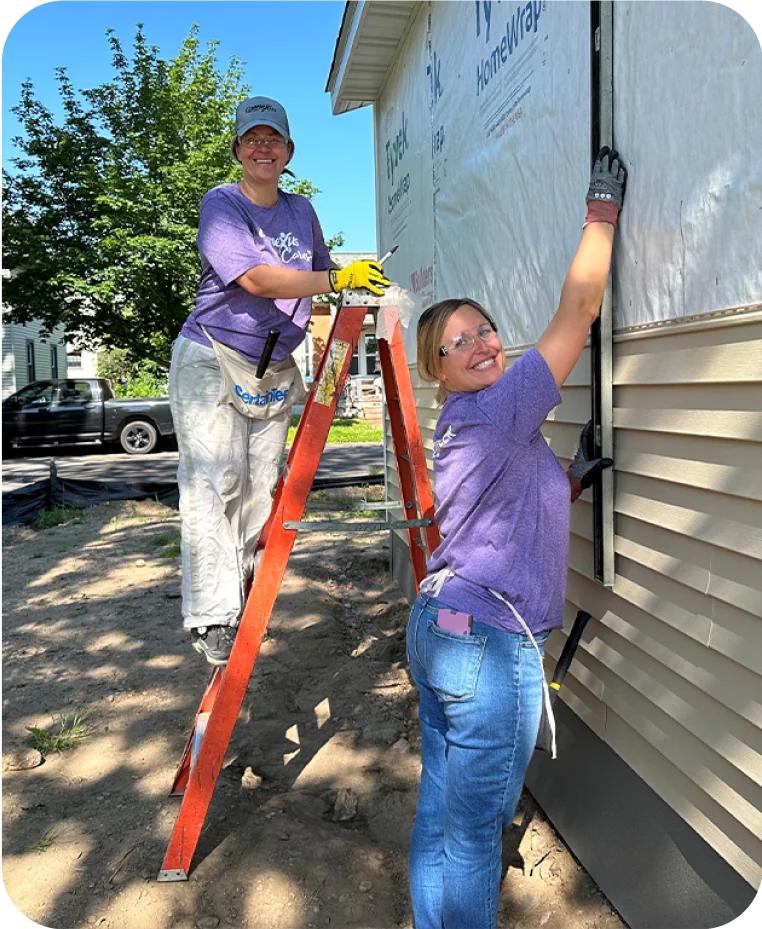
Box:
[420,567,454,597]
[488,588,557,760]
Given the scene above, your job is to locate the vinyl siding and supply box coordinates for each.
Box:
[2,325,17,398]
[1,319,68,398]
[389,308,762,888]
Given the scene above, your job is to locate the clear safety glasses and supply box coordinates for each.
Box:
[439,322,499,357]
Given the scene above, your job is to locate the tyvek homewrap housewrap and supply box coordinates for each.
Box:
[613,1,762,327]
[376,1,762,352]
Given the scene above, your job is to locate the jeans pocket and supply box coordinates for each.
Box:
[426,620,487,703]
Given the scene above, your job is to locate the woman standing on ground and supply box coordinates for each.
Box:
[407,148,627,929]
[169,96,389,666]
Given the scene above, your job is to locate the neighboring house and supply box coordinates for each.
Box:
[305,250,382,422]
[2,311,68,400]
[327,3,762,929]
[65,346,99,380]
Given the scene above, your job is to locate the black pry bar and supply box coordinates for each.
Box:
[256,329,280,378]
[550,610,593,693]
[533,610,593,756]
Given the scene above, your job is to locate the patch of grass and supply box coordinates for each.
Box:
[153,529,180,546]
[26,709,92,755]
[287,415,383,445]
[330,509,379,520]
[33,506,82,530]
[313,493,355,508]
[327,417,384,444]
[31,551,45,559]
[27,827,61,854]
[152,528,181,558]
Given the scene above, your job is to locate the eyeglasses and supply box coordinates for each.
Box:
[439,322,499,357]
[238,135,288,150]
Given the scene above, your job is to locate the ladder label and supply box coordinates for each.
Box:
[314,339,351,406]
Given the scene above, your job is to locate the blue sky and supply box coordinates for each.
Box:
[2,1,378,252]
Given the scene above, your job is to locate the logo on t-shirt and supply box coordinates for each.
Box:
[268,231,312,265]
[433,424,457,459]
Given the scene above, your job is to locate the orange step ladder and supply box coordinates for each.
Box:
[158,292,441,881]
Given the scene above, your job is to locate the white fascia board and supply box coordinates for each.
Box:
[328,1,417,115]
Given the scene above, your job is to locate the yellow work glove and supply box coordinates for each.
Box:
[329,260,391,297]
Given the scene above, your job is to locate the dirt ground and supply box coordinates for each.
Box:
[2,492,626,929]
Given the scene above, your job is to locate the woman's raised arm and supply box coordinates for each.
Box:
[536,148,627,388]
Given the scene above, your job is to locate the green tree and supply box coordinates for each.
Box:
[96,347,167,398]
[3,24,341,370]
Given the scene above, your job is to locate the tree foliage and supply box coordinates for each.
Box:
[96,347,167,398]
[3,24,341,369]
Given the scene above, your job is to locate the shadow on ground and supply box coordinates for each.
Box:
[2,497,624,929]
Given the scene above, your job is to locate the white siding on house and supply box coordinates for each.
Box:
[391,308,762,888]
[2,328,16,399]
[2,318,68,399]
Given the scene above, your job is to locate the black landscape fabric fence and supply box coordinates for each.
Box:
[2,463,384,526]
[2,462,179,526]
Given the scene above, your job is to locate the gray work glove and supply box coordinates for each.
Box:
[568,420,614,499]
[586,146,627,210]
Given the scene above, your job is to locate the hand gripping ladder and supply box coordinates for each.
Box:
[158,292,441,881]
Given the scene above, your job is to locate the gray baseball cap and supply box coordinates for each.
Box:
[235,96,291,141]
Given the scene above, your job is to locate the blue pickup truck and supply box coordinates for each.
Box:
[2,377,174,455]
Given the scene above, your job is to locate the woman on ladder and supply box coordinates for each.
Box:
[407,147,627,929]
[169,96,389,666]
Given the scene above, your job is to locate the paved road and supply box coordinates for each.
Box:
[2,442,385,493]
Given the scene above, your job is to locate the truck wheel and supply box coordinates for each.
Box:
[120,420,158,455]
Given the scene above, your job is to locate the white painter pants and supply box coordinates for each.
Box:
[168,336,290,630]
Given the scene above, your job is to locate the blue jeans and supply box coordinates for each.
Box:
[406,593,549,929]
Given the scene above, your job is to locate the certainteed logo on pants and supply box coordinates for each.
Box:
[235,383,292,407]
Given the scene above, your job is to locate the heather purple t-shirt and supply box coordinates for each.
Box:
[180,184,332,363]
[428,348,570,635]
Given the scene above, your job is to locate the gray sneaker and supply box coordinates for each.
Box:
[191,624,238,666]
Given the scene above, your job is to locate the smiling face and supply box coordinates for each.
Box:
[237,124,292,186]
[436,303,505,395]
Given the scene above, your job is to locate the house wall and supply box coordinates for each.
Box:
[368,2,762,919]
[2,328,16,399]
[65,348,99,379]
[2,318,68,399]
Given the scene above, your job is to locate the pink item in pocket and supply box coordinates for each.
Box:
[437,609,473,635]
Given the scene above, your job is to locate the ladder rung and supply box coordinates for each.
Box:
[360,501,404,511]
[304,499,398,512]
[283,518,434,533]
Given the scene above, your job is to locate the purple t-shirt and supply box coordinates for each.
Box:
[180,184,332,363]
[428,348,570,635]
